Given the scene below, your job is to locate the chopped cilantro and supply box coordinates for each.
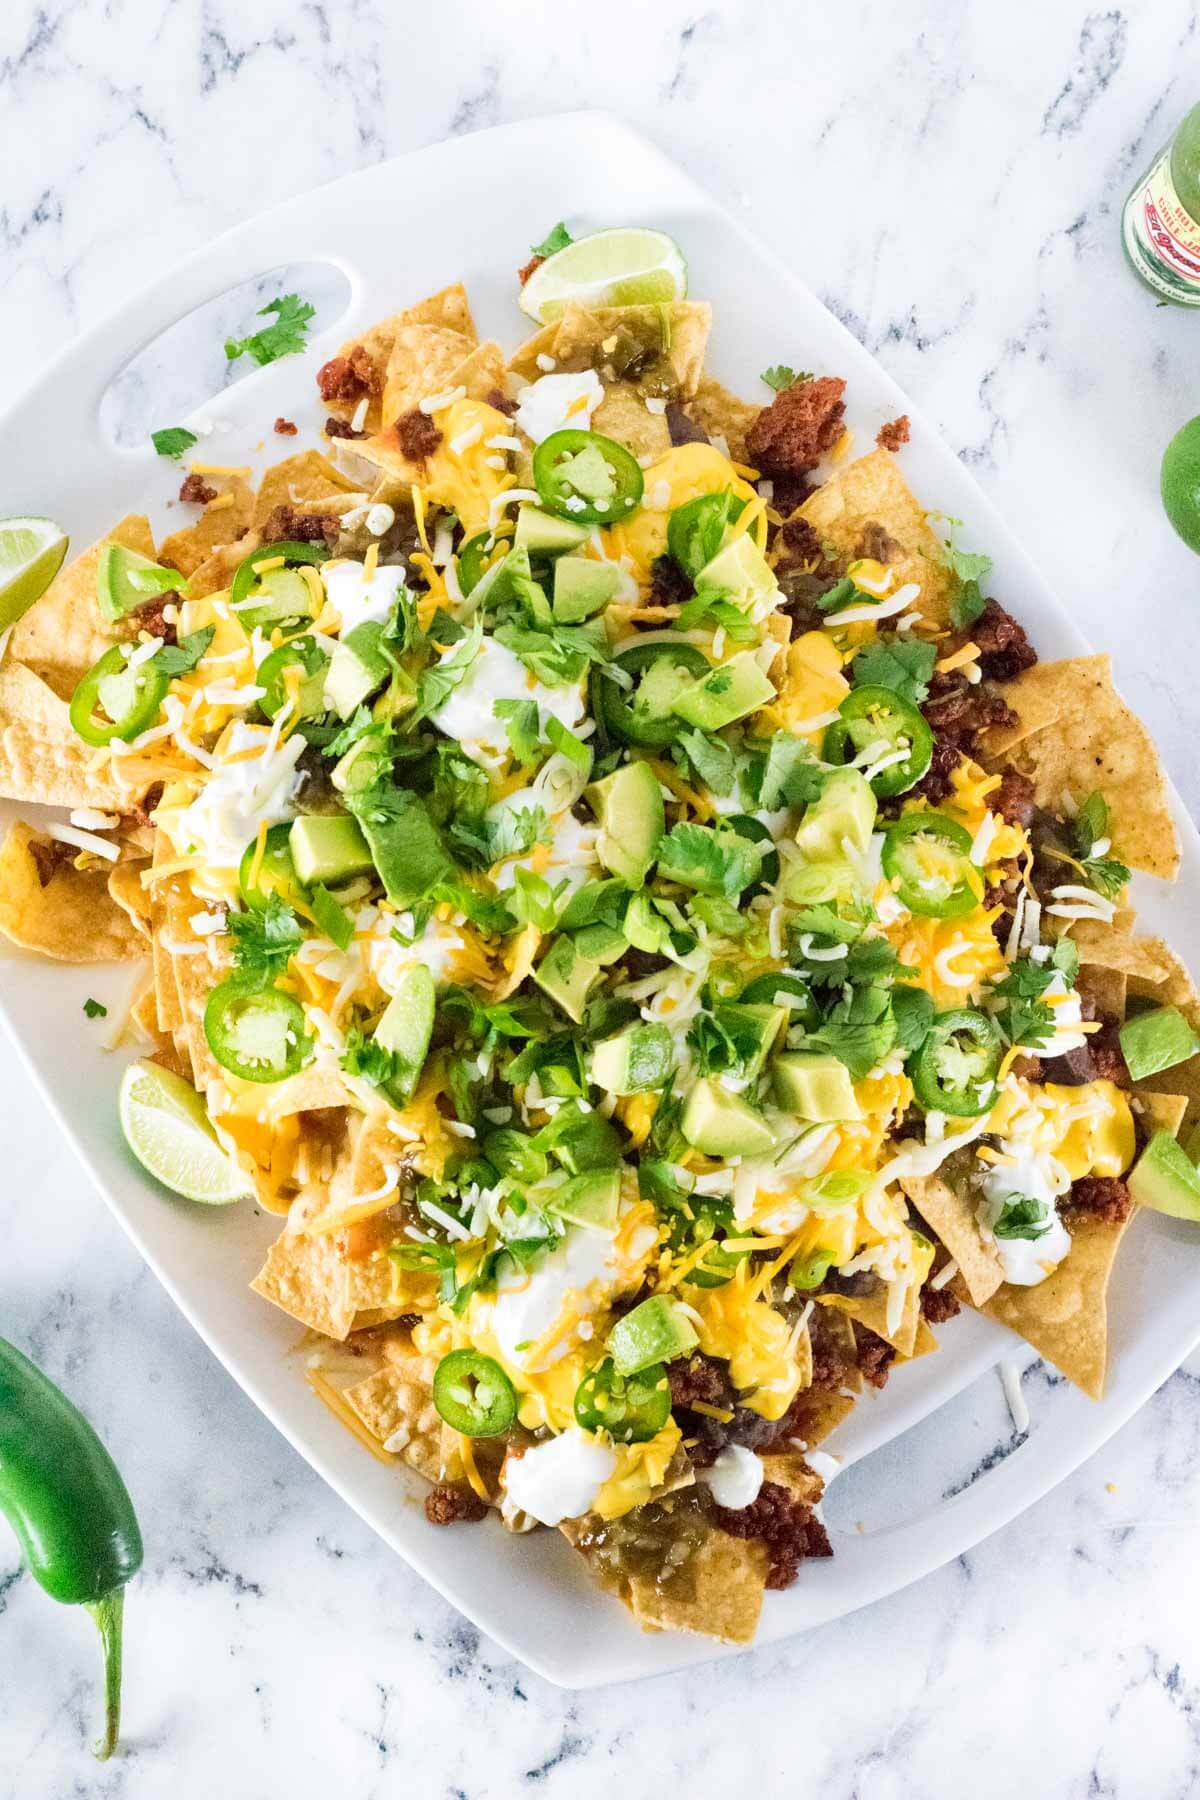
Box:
[1073,792,1109,857]
[493,697,541,766]
[654,821,764,899]
[151,427,198,459]
[850,638,936,708]
[676,728,736,797]
[530,222,573,259]
[224,293,315,367]
[755,736,824,810]
[340,1027,403,1088]
[83,997,107,1019]
[1079,855,1131,900]
[805,984,897,1080]
[226,894,304,979]
[950,579,987,631]
[149,626,214,678]
[992,1195,1051,1240]
[761,365,813,392]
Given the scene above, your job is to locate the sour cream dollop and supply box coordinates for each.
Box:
[503,1429,617,1527]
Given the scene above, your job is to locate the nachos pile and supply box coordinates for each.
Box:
[3,246,1199,1646]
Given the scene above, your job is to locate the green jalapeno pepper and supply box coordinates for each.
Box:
[574,1357,671,1443]
[0,1336,143,1759]
[912,1007,1004,1116]
[237,823,306,913]
[456,531,499,597]
[591,639,710,749]
[229,540,328,606]
[257,636,330,723]
[882,811,980,919]
[432,1350,517,1437]
[69,645,169,746]
[667,491,746,580]
[823,684,934,797]
[533,428,645,526]
[789,1248,836,1292]
[203,978,312,1084]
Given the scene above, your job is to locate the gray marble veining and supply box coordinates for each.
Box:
[3,2,1200,1795]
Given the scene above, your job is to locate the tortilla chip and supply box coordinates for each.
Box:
[184,531,259,601]
[251,450,357,531]
[107,856,153,938]
[1071,927,1183,986]
[900,1174,1005,1306]
[326,286,477,434]
[1076,960,1128,1021]
[687,375,761,464]
[0,821,144,961]
[8,515,156,699]
[984,656,1179,880]
[342,1339,443,1482]
[549,301,711,401]
[1124,936,1200,1028]
[250,1193,356,1341]
[506,321,560,381]
[799,450,955,626]
[625,1523,766,1645]
[381,324,477,428]
[448,339,508,403]
[1135,1088,1188,1137]
[821,1279,921,1358]
[592,380,672,461]
[979,1213,1131,1399]
[159,475,255,579]
[0,661,127,811]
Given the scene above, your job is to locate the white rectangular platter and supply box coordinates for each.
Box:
[3,111,1199,1686]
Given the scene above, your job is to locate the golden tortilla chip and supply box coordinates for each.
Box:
[549,301,711,402]
[184,531,259,601]
[1136,1088,1188,1137]
[799,450,955,626]
[686,375,761,464]
[8,515,156,699]
[325,286,477,434]
[900,1174,1005,1306]
[0,821,144,961]
[592,380,672,461]
[1071,927,1182,986]
[1124,936,1200,1027]
[381,324,477,428]
[986,656,1179,880]
[506,321,560,381]
[342,1339,443,1482]
[821,1277,921,1358]
[107,856,152,938]
[0,661,127,811]
[250,1191,356,1341]
[625,1522,766,1645]
[251,450,357,530]
[159,474,255,579]
[448,339,508,403]
[1076,960,1128,1021]
[979,1213,1131,1399]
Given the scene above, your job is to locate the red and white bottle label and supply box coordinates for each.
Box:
[1135,151,1200,284]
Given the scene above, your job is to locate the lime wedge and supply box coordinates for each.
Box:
[1162,416,1200,553]
[119,1059,250,1204]
[519,228,688,325]
[0,516,68,630]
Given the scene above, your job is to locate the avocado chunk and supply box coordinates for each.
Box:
[1128,1129,1200,1221]
[694,533,778,614]
[710,1002,788,1079]
[514,505,590,556]
[96,543,176,624]
[571,920,628,965]
[547,1169,622,1230]
[586,760,665,889]
[347,786,452,908]
[288,814,373,887]
[607,1294,699,1376]
[538,1100,624,1173]
[1118,1006,1200,1082]
[553,556,621,622]
[670,650,775,731]
[533,933,603,1023]
[794,766,877,862]
[773,1050,862,1121]
[324,621,391,719]
[681,1077,775,1157]
[588,1023,675,1095]
[373,964,436,1104]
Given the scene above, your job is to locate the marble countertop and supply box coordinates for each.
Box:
[4,2,1200,1795]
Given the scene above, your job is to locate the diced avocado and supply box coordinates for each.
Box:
[607,1295,699,1376]
[539,1102,624,1174]
[373,964,436,1104]
[680,1077,776,1157]
[515,505,589,556]
[588,1023,675,1095]
[773,1051,862,1121]
[547,1169,622,1230]
[794,766,877,861]
[348,788,452,908]
[96,543,176,623]
[553,556,620,623]
[670,650,775,731]
[636,655,701,721]
[1128,1129,1200,1221]
[324,621,390,719]
[1118,1006,1200,1082]
[238,566,312,631]
[557,878,628,931]
[572,920,627,966]
[694,533,778,612]
[586,760,665,889]
[288,814,373,887]
[712,1002,788,1079]
[624,890,671,953]
[532,934,603,1023]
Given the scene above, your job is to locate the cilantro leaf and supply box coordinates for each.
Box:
[429,879,515,936]
[151,427,198,459]
[453,804,550,869]
[793,905,863,946]
[755,736,825,810]
[1079,855,1131,900]
[815,576,859,615]
[531,222,573,259]
[675,591,760,643]
[224,293,316,366]
[992,1195,1051,1241]
[761,365,813,392]
[83,997,107,1019]
[1072,792,1109,857]
[676,729,736,797]
[892,984,935,1055]
[226,894,304,979]
[508,865,566,930]
[150,626,214,678]
[950,579,987,631]
[339,1026,404,1088]
[806,985,897,1080]
[415,618,484,722]
[1051,938,1080,983]
[493,618,607,687]
[493,697,541,766]
[654,821,764,900]
[851,638,936,708]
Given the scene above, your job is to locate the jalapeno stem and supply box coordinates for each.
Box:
[87,1588,124,1761]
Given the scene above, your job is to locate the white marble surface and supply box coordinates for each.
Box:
[4,2,1200,1795]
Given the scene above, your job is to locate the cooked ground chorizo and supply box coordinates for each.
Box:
[667,1354,793,1466]
[745,375,846,478]
[28,838,74,887]
[127,781,164,830]
[648,553,692,608]
[517,253,544,287]
[917,674,1017,803]
[668,1354,729,1410]
[178,472,216,506]
[666,402,708,447]
[273,416,298,435]
[125,595,178,644]
[424,1482,489,1526]
[1061,1176,1133,1226]
[920,1279,961,1326]
[324,417,363,440]
[395,407,443,463]
[713,1481,833,1589]
[857,521,902,563]
[971,599,1038,682]
[876,414,911,451]
[854,1327,896,1390]
[485,387,517,418]
[995,768,1036,827]
[260,505,340,550]
[316,344,377,404]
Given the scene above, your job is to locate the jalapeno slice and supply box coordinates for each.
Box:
[203,978,312,1084]
[738,970,821,1031]
[229,540,329,606]
[823,684,934,797]
[911,1007,1004,1116]
[433,1350,517,1438]
[683,1238,754,1289]
[667,491,746,580]
[69,646,169,746]
[533,428,645,526]
[592,640,710,749]
[257,636,330,723]
[456,531,500,597]
[882,811,980,919]
[238,822,307,912]
[725,814,780,899]
[574,1357,671,1444]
